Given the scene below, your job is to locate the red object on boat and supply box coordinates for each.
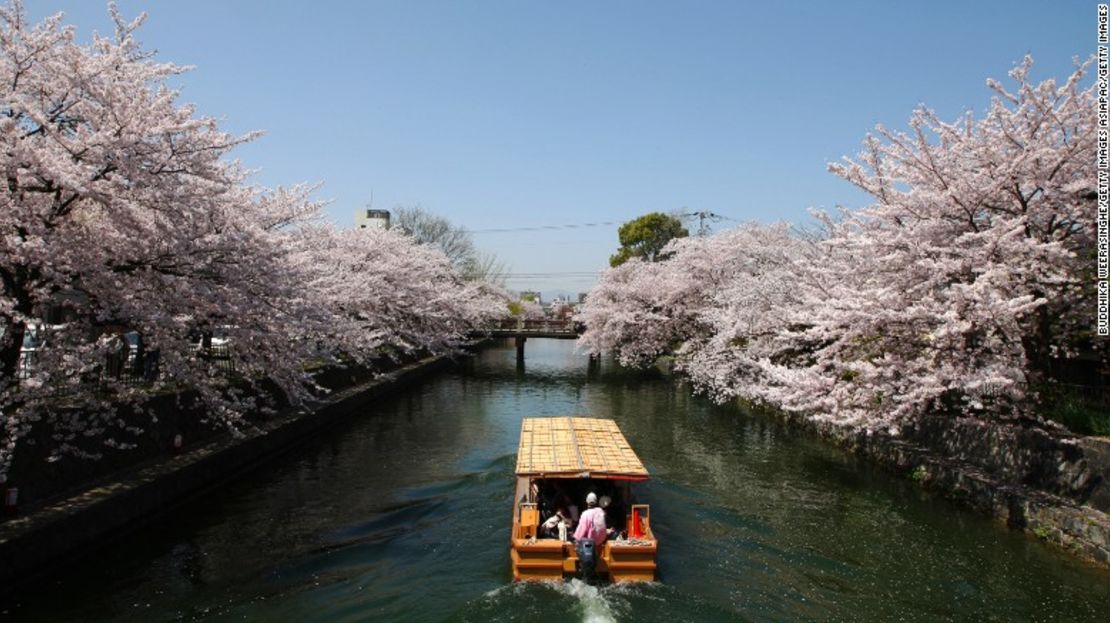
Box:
[631,507,642,538]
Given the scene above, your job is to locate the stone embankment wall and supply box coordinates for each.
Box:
[0,352,457,593]
[799,413,1110,566]
[5,352,406,508]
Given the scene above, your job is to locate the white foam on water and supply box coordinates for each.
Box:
[481,581,531,600]
[557,579,618,623]
[604,579,667,602]
[480,579,663,623]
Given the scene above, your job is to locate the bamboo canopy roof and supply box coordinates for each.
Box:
[515,417,649,480]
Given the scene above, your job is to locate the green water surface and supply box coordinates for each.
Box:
[3,340,1108,622]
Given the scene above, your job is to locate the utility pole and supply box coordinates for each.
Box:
[683,210,723,236]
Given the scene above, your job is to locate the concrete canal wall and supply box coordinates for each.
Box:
[795,413,1110,567]
[0,353,457,593]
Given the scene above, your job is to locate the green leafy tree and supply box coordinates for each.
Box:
[609,212,689,267]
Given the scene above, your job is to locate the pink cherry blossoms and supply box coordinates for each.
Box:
[580,57,1097,431]
[0,4,505,478]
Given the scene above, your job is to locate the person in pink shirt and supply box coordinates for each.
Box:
[574,492,612,546]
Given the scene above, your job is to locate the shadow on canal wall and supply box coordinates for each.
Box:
[0,349,469,595]
[795,413,1110,567]
[2,351,414,510]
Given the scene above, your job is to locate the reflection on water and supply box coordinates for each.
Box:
[3,339,1109,622]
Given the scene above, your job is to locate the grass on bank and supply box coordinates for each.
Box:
[1038,384,1110,437]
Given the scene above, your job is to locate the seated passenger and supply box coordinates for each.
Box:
[540,506,574,540]
[558,493,580,527]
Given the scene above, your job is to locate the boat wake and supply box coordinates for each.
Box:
[473,579,665,623]
[556,579,620,623]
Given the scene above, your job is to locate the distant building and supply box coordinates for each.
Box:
[356,208,391,230]
[550,300,575,320]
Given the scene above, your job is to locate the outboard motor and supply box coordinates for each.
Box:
[575,539,597,579]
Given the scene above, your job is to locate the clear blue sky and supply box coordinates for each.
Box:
[26,1,1093,298]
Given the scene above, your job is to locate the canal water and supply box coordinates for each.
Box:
[4,340,1109,622]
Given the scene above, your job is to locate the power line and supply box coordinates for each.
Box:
[465,213,737,236]
[503,276,600,281]
[501,273,602,281]
[463,221,621,234]
[503,269,603,274]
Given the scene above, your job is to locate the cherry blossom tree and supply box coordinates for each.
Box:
[671,225,814,404]
[518,299,546,320]
[837,56,1094,382]
[582,57,1095,431]
[577,258,674,366]
[579,223,802,368]
[757,56,1096,428]
[289,224,507,360]
[0,3,334,475]
[0,3,507,479]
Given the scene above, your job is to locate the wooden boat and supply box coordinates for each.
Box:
[510,416,657,582]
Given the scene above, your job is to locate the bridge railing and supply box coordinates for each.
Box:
[491,318,579,334]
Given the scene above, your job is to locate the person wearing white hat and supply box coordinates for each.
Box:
[574,491,611,546]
